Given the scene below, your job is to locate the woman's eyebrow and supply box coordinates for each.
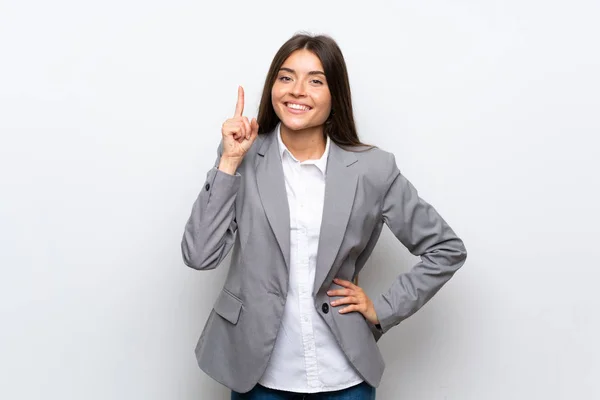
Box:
[279,67,325,76]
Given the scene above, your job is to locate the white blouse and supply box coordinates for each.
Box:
[258,123,364,393]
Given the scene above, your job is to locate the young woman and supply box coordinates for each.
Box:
[181,33,467,400]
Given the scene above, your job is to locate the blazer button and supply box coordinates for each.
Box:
[205,183,210,191]
[321,303,329,314]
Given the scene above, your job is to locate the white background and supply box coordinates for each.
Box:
[1,1,599,399]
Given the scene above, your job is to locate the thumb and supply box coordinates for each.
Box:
[242,118,259,150]
[250,118,259,137]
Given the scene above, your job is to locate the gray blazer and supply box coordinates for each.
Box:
[181,128,467,393]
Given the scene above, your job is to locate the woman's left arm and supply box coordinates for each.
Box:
[372,152,468,334]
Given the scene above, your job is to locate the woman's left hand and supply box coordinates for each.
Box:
[327,278,379,325]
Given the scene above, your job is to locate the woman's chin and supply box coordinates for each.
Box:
[280,118,322,132]
[282,122,306,131]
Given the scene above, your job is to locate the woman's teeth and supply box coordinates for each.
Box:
[287,103,311,111]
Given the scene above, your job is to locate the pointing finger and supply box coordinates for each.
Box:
[234,86,244,117]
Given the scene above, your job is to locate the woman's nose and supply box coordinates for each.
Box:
[290,80,306,97]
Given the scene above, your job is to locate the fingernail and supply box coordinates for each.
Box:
[327,291,332,295]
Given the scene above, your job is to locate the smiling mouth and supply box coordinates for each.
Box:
[285,102,312,112]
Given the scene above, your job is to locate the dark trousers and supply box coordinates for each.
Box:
[231,381,376,400]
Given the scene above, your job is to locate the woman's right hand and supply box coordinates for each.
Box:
[219,86,259,174]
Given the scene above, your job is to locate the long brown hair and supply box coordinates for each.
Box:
[257,33,371,148]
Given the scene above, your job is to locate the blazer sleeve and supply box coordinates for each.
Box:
[181,141,241,270]
[372,153,468,333]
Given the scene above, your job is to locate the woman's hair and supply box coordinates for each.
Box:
[257,33,371,148]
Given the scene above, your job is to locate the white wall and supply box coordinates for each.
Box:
[1,1,598,399]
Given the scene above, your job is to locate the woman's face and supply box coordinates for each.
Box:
[271,49,332,133]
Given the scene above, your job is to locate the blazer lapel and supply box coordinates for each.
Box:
[312,142,358,296]
[256,131,291,272]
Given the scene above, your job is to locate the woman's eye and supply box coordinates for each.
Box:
[279,76,291,82]
[311,79,323,85]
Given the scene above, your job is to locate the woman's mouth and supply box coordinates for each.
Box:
[285,102,312,114]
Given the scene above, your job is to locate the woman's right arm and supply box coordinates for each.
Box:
[181,142,240,270]
[181,86,259,270]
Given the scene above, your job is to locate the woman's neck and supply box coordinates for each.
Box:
[280,123,326,162]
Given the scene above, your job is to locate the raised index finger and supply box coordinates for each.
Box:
[234,86,244,117]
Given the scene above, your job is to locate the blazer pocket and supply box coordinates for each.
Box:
[213,288,243,325]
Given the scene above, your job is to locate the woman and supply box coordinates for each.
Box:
[181,33,467,400]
